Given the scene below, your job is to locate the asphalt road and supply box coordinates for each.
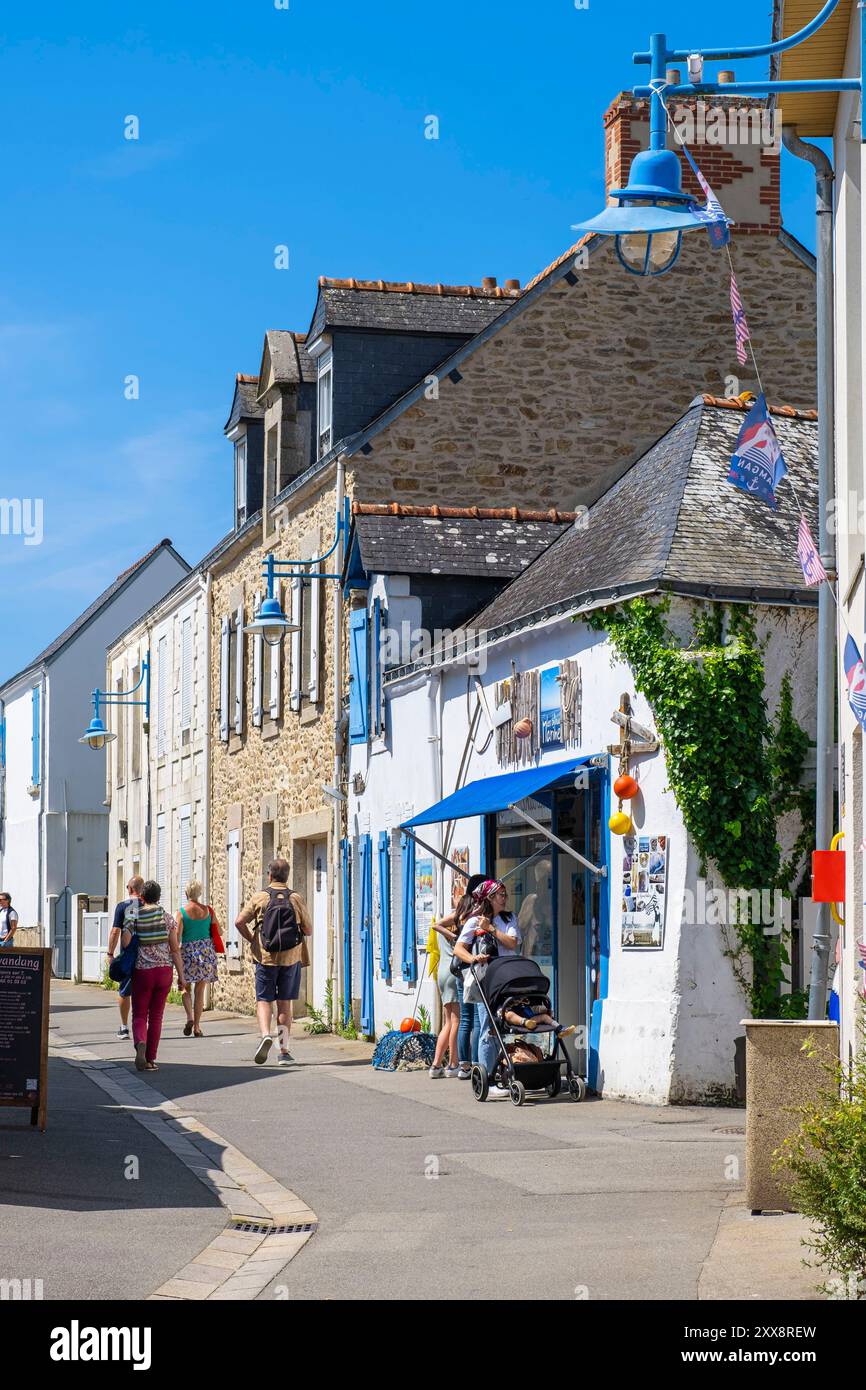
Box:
[17,982,752,1301]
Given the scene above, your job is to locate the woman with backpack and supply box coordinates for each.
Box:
[176,880,222,1038]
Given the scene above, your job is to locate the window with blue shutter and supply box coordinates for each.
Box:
[372,597,383,736]
[348,608,369,743]
[359,835,374,1035]
[479,814,489,878]
[378,831,391,980]
[400,832,416,983]
[31,686,40,787]
[341,837,352,1024]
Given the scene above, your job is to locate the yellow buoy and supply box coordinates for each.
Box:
[609,810,633,836]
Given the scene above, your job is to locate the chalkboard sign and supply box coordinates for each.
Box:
[0,947,50,1130]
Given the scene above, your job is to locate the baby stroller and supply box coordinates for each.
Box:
[470,955,587,1107]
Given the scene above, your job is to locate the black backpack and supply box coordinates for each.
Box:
[260,886,302,954]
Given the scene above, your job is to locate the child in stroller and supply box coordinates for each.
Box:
[501,995,576,1039]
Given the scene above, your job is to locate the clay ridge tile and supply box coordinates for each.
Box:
[318,276,521,299]
[352,502,578,523]
[701,393,818,421]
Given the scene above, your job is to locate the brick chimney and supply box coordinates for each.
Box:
[603,92,781,235]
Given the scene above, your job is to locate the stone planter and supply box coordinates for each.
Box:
[744,1019,839,1213]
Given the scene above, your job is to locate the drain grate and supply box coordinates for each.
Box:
[230,1220,317,1236]
[713,1126,745,1136]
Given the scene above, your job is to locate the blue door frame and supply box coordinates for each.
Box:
[359,835,374,1035]
[341,837,352,1025]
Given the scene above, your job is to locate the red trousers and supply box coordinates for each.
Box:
[131,966,173,1062]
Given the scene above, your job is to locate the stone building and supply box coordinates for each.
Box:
[206,88,818,1020]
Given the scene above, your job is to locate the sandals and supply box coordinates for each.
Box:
[193,1029,203,1038]
[183,1020,194,1037]
[145,1062,159,1071]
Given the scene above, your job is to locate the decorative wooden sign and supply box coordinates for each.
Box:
[0,947,51,1131]
[607,692,659,773]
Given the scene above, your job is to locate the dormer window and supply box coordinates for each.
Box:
[317,351,333,458]
[235,436,248,527]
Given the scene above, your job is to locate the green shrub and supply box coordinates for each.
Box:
[101,964,119,993]
[417,1004,432,1034]
[774,1047,866,1298]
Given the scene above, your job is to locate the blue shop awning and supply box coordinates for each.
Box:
[401,755,601,828]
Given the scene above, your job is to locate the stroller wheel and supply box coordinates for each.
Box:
[569,1077,587,1102]
[547,1075,562,1098]
[509,1080,526,1107]
[471,1064,489,1102]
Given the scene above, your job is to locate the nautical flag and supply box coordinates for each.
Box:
[797,514,827,586]
[682,145,731,248]
[727,393,788,509]
[844,635,866,733]
[729,272,750,366]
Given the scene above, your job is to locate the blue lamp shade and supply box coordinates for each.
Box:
[574,148,725,277]
[242,596,300,647]
[79,714,116,750]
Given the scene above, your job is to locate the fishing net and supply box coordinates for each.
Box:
[372,1030,437,1071]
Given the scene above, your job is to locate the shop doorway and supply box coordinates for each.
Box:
[493,771,606,1081]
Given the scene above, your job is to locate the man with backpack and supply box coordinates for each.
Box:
[235,857,312,1067]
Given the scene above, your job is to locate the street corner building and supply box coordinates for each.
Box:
[345,396,820,1104]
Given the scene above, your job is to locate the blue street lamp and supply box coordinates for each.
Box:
[244,504,348,645]
[573,4,859,276]
[79,654,150,750]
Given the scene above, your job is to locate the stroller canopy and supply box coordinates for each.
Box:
[482,956,551,1014]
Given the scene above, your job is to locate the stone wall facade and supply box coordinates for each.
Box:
[208,472,340,1017]
[350,231,816,511]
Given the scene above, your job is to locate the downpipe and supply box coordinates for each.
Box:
[782,127,836,1020]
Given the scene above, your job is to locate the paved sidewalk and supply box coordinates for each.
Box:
[23,981,823,1302]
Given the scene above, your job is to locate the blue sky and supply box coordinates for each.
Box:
[0,0,821,682]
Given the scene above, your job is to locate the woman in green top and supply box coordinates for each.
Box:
[176,880,222,1037]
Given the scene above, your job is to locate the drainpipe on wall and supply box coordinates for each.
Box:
[782,127,836,1021]
[331,455,346,1011]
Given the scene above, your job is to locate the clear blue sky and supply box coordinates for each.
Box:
[0,0,821,683]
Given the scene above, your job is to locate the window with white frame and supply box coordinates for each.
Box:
[179,805,192,898]
[131,659,142,779]
[317,351,333,457]
[156,813,166,890]
[219,607,245,742]
[156,633,168,759]
[180,614,193,734]
[226,828,241,957]
[114,672,126,785]
[235,436,248,527]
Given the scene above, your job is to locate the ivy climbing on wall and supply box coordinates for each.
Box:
[584,596,814,1018]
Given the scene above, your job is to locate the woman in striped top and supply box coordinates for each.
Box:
[122,879,186,1071]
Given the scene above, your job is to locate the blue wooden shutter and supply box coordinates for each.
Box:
[372,597,383,736]
[378,831,391,979]
[479,813,489,878]
[359,835,374,1035]
[349,609,369,742]
[341,837,352,1024]
[400,832,416,982]
[31,685,40,787]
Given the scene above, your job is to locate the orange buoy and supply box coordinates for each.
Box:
[614,774,639,800]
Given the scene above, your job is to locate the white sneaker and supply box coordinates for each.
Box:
[429,1065,445,1078]
[116,1026,129,1040]
[254,1035,274,1066]
[445,1066,460,1078]
[457,1066,471,1080]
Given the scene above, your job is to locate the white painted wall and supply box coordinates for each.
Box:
[0,544,189,948]
[107,570,209,923]
[349,591,817,1103]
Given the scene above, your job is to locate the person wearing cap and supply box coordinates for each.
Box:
[453,879,522,1081]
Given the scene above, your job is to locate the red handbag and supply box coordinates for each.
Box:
[208,906,225,955]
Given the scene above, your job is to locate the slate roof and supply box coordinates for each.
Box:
[310,278,520,339]
[224,373,264,433]
[471,396,820,636]
[348,504,573,580]
[1,539,190,691]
